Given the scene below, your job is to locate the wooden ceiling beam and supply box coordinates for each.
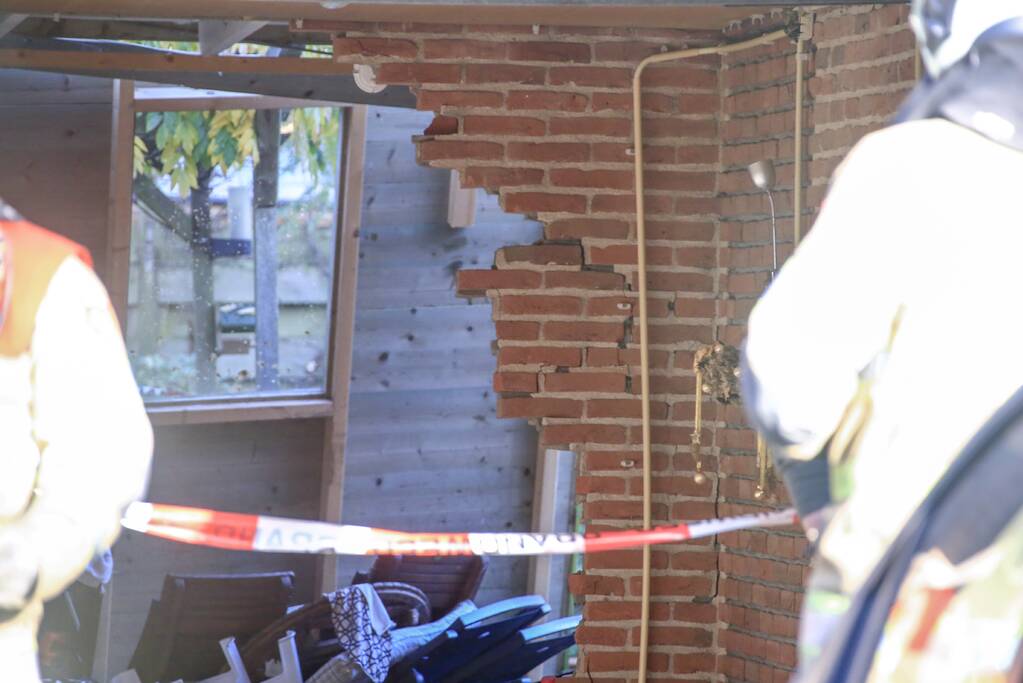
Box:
[0,36,415,107]
[10,17,325,46]
[0,2,901,31]
[0,46,350,76]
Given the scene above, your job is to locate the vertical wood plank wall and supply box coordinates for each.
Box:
[0,71,113,274]
[110,420,325,672]
[337,107,544,605]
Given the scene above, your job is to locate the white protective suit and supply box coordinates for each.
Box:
[744,117,1023,598]
[0,219,153,682]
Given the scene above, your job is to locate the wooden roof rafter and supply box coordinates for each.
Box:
[0,36,418,108]
[0,1,906,32]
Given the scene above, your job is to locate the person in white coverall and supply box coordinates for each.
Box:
[0,200,153,681]
[742,0,1023,677]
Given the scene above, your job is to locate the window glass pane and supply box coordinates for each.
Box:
[126,106,341,401]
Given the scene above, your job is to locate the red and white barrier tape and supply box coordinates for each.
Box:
[122,502,798,556]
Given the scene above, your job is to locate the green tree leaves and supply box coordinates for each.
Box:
[134,106,338,196]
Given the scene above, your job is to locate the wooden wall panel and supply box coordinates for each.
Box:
[337,106,544,606]
[110,419,324,673]
[0,70,113,275]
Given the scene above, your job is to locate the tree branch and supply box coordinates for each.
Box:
[134,174,191,243]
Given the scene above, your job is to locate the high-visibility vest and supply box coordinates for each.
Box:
[0,220,93,357]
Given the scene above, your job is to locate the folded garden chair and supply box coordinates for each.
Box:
[353,555,488,619]
[129,572,294,683]
[409,595,550,683]
[239,582,434,680]
[445,614,582,683]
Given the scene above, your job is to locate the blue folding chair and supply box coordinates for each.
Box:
[411,596,550,683]
[446,614,582,683]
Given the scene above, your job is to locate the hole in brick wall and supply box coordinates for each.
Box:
[424,114,459,136]
[338,106,544,608]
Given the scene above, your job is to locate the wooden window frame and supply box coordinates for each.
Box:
[107,80,366,429]
[110,80,366,593]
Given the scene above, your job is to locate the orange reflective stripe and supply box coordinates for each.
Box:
[0,220,94,357]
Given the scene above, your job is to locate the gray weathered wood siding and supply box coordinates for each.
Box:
[336,107,543,606]
[0,71,113,274]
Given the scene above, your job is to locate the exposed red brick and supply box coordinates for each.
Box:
[584,600,671,621]
[500,295,582,316]
[502,192,587,214]
[508,41,591,63]
[417,90,504,110]
[544,321,624,343]
[495,320,539,340]
[595,40,681,62]
[639,625,714,648]
[645,170,716,192]
[545,271,625,290]
[423,39,506,59]
[593,142,674,164]
[423,115,459,136]
[640,271,714,293]
[375,63,461,85]
[575,625,628,647]
[461,166,543,188]
[591,193,673,215]
[464,63,546,84]
[508,142,589,162]
[498,396,583,418]
[591,91,676,113]
[507,90,589,111]
[550,168,634,190]
[585,499,661,520]
[588,398,668,419]
[549,116,631,137]
[643,117,718,140]
[574,475,629,495]
[588,244,672,266]
[568,573,625,597]
[417,139,502,162]
[498,346,581,367]
[675,246,716,268]
[643,63,718,88]
[498,244,583,266]
[462,115,545,136]
[645,220,716,242]
[542,423,628,445]
[630,574,714,597]
[548,66,632,87]
[586,551,668,577]
[543,372,627,393]
[586,652,670,674]
[583,449,669,472]
[586,296,669,318]
[456,269,541,295]
[493,371,538,393]
[546,218,629,240]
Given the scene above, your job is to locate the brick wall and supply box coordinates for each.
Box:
[715,21,807,683]
[330,5,915,681]
[715,6,915,683]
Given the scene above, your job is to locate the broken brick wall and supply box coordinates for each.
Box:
[329,5,916,681]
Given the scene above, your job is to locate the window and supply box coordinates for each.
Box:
[125,98,342,402]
